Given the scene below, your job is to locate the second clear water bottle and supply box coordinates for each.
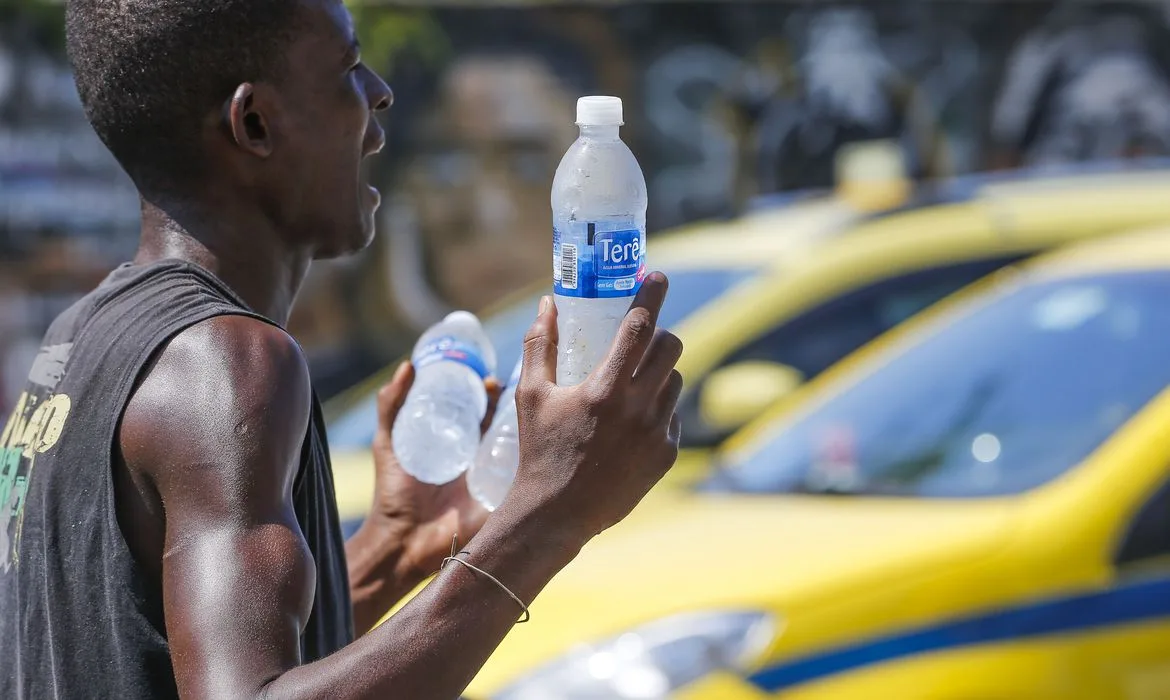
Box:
[392,311,497,485]
[552,95,648,386]
[467,357,523,511]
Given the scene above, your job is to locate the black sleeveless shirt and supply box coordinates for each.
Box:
[0,260,353,698]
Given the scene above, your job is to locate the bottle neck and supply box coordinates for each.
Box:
[579,124,620,140]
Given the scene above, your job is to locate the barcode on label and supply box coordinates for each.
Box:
[560,243,578,290]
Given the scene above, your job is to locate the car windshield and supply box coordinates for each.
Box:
[705,271,1170,498]
[326,266,758,450]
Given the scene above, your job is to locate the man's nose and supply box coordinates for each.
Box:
[365,68,393,112]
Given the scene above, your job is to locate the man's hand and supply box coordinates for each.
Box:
[501,271,683,546]
[347,362,501,630]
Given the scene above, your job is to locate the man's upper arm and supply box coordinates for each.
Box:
[120,315,316,699]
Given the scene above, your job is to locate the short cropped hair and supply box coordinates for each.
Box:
[65,0,302,195]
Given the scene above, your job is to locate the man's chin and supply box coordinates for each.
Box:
[313,218,377,261]
[358,204,379,246]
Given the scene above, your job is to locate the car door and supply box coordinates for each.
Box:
[1089,477,1170,698]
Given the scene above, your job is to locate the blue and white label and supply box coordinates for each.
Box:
[553,221,645,299]
[413,336,490,379]
[553,227,563,285]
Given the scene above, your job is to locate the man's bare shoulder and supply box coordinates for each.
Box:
[119,314,312,491]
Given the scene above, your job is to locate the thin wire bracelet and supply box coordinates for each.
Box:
[441,535,531,624]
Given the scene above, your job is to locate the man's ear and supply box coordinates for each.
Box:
[225,83,274,158]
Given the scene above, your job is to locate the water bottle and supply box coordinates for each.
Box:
[467,357,523,511]
[392,311,497,485]
[552,96,648,386]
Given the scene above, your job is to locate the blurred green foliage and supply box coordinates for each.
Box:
[1,0,449,74]
[1,0,67,50]
[344,3,451,74]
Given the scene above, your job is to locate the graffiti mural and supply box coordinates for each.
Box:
[355,0,1170,342]
[991,5,1170,167]
[637,5,985,224]
[4,1,1170,405]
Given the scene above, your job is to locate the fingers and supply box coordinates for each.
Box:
[655,370,684,429]
[520,296,558,390]
[668,412,681,444]
[460,490,491,536]
[480,377,503,436]
[634,328,683,392]
[599,272,669,384]
[447,474,491,534]
[376,362,414,437]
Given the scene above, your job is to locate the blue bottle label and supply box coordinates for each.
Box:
[413,336,490,380]
[553,222,645,299]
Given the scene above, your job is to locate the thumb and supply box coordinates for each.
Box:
[376,361,414,441]
[520,296,558,389]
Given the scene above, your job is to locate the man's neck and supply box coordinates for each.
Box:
[134,197,311,326]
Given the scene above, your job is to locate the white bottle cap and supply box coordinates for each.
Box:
[576,96,623,126]
[443,310,481,329]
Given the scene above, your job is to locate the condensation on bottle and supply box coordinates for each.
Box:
[551,96,648,386]
[392,311,497,485]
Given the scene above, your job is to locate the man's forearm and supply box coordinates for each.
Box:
[268,505,582,700]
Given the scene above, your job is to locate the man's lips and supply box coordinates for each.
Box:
[366,184,382,207]
[362,118,386,209]
[363,120,387,158]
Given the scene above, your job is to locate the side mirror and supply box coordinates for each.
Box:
[699,361,805,434]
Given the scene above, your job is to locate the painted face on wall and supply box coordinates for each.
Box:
[403,54,578,310]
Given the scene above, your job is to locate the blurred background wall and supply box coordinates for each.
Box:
[4,0,1170,409]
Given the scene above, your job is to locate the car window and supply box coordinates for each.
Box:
[326,266,758,450]
[678,256,1025,448]
[707,271,1170,499]
[1116,478,1170,567]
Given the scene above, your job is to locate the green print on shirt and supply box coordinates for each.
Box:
[0,391,72,572]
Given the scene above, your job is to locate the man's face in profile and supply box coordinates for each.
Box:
[404,55,577,310]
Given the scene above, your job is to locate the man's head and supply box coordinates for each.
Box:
[66,0,392,257]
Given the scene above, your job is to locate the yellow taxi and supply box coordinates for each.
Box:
[467,225,1170,700]
[327,167,1170,531]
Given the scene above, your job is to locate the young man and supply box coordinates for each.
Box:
[0,0,684,698]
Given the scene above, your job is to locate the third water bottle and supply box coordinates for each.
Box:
[467,356,523,511]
